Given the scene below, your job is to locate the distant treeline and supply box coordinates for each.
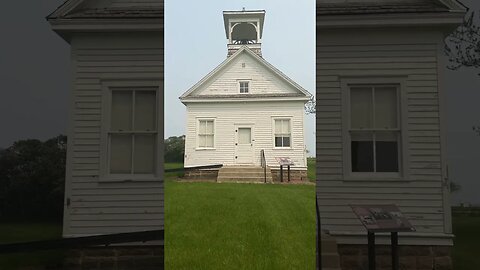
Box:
[0,135,66,221]
[0,135,185,221]
[452,206,480,217]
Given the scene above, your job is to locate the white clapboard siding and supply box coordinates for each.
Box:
[184,101,307,169]
[198,53,299,96]
[316,28,450,242]
[64,32,163,237]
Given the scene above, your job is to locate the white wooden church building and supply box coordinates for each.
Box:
[180,10,312,182]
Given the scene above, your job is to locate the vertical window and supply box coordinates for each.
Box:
[198,119,214,148]
[349,86,399,173]
[109,89,157,175]
[239,81,249,93]
[274,119,291,147]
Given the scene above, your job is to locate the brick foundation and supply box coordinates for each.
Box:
[271,169,308,182]
[183,168,219,180]
[337,244,452,270]
[64,246,163,270]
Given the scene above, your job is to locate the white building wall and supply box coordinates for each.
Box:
[184,101,307,169]
[64,32,163,237]
[316,27,452,244]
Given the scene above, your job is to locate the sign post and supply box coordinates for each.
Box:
[274,157,294,182]
[351,205,415,270]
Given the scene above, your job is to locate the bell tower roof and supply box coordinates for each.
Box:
[223,9,266,57]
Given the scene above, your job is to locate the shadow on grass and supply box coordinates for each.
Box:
[0,222,64,269]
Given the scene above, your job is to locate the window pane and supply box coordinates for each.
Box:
[135,91,156,131]
[283,120,290,133]
[133,134,155,174]
[351,87,373,129]
[199,135,206,147]
[376,132,399,172]
[199,121,206,134]
[206,135,214,147]
[111,91,132,131]
[375,87,397,129]
[238,128,251,144]
[275,120,282,134]
[206,121,214,134]
[275,137,282,147]
[110,134,132,174]
[283,136,291,147]
[351,132,374,172]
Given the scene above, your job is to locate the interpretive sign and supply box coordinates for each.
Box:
[275,157,294,166]
[351,204,415,232]
[351,204,415,270]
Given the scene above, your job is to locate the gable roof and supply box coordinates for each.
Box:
[179,46,312,102]
[47,0,163,43]
[317,0,466,15]
[48,0,163,19]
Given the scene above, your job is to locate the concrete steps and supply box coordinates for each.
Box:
[320,234,342,270]
[217,166,273,183]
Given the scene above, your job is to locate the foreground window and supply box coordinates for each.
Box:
[274,119,291,147]
[109,90,157,175]
[349,85,400,173]
[198,119,215,148]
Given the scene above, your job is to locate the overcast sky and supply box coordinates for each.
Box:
[0,0,478,204]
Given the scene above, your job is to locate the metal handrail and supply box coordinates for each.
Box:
[260,149,267,183]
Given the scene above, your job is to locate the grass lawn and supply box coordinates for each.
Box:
[165,163,316,269]
[0,222,63,269]
[452,216,480,270]
[307,157,315,182]
[1,161,478,270]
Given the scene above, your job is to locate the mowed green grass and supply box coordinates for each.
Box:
[307,157,316,182]
[0,222,63,269]
[165,163,316,269]
[0,160,478,270]
[452,216,480,270]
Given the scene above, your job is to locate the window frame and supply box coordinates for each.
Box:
[341,77,409,181]
[100,80,162,182]
[196,118,216,150]
[238,80,251,94]
[272,117,293,149]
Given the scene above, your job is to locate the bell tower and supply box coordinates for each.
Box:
[223,9,265,57]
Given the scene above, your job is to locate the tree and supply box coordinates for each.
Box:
[445,10,480,74]
[474,125,480,136]
[305,95,316,114]
[0,135,66,221]
[164,135,185,163]
[450,181,462,193]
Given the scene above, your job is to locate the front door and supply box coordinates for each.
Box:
[235,125,254,164]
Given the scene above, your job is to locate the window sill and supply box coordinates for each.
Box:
[196,147,216,151]
[273,147,293,150]
[343,173,409,182]
[100,175,161,183]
